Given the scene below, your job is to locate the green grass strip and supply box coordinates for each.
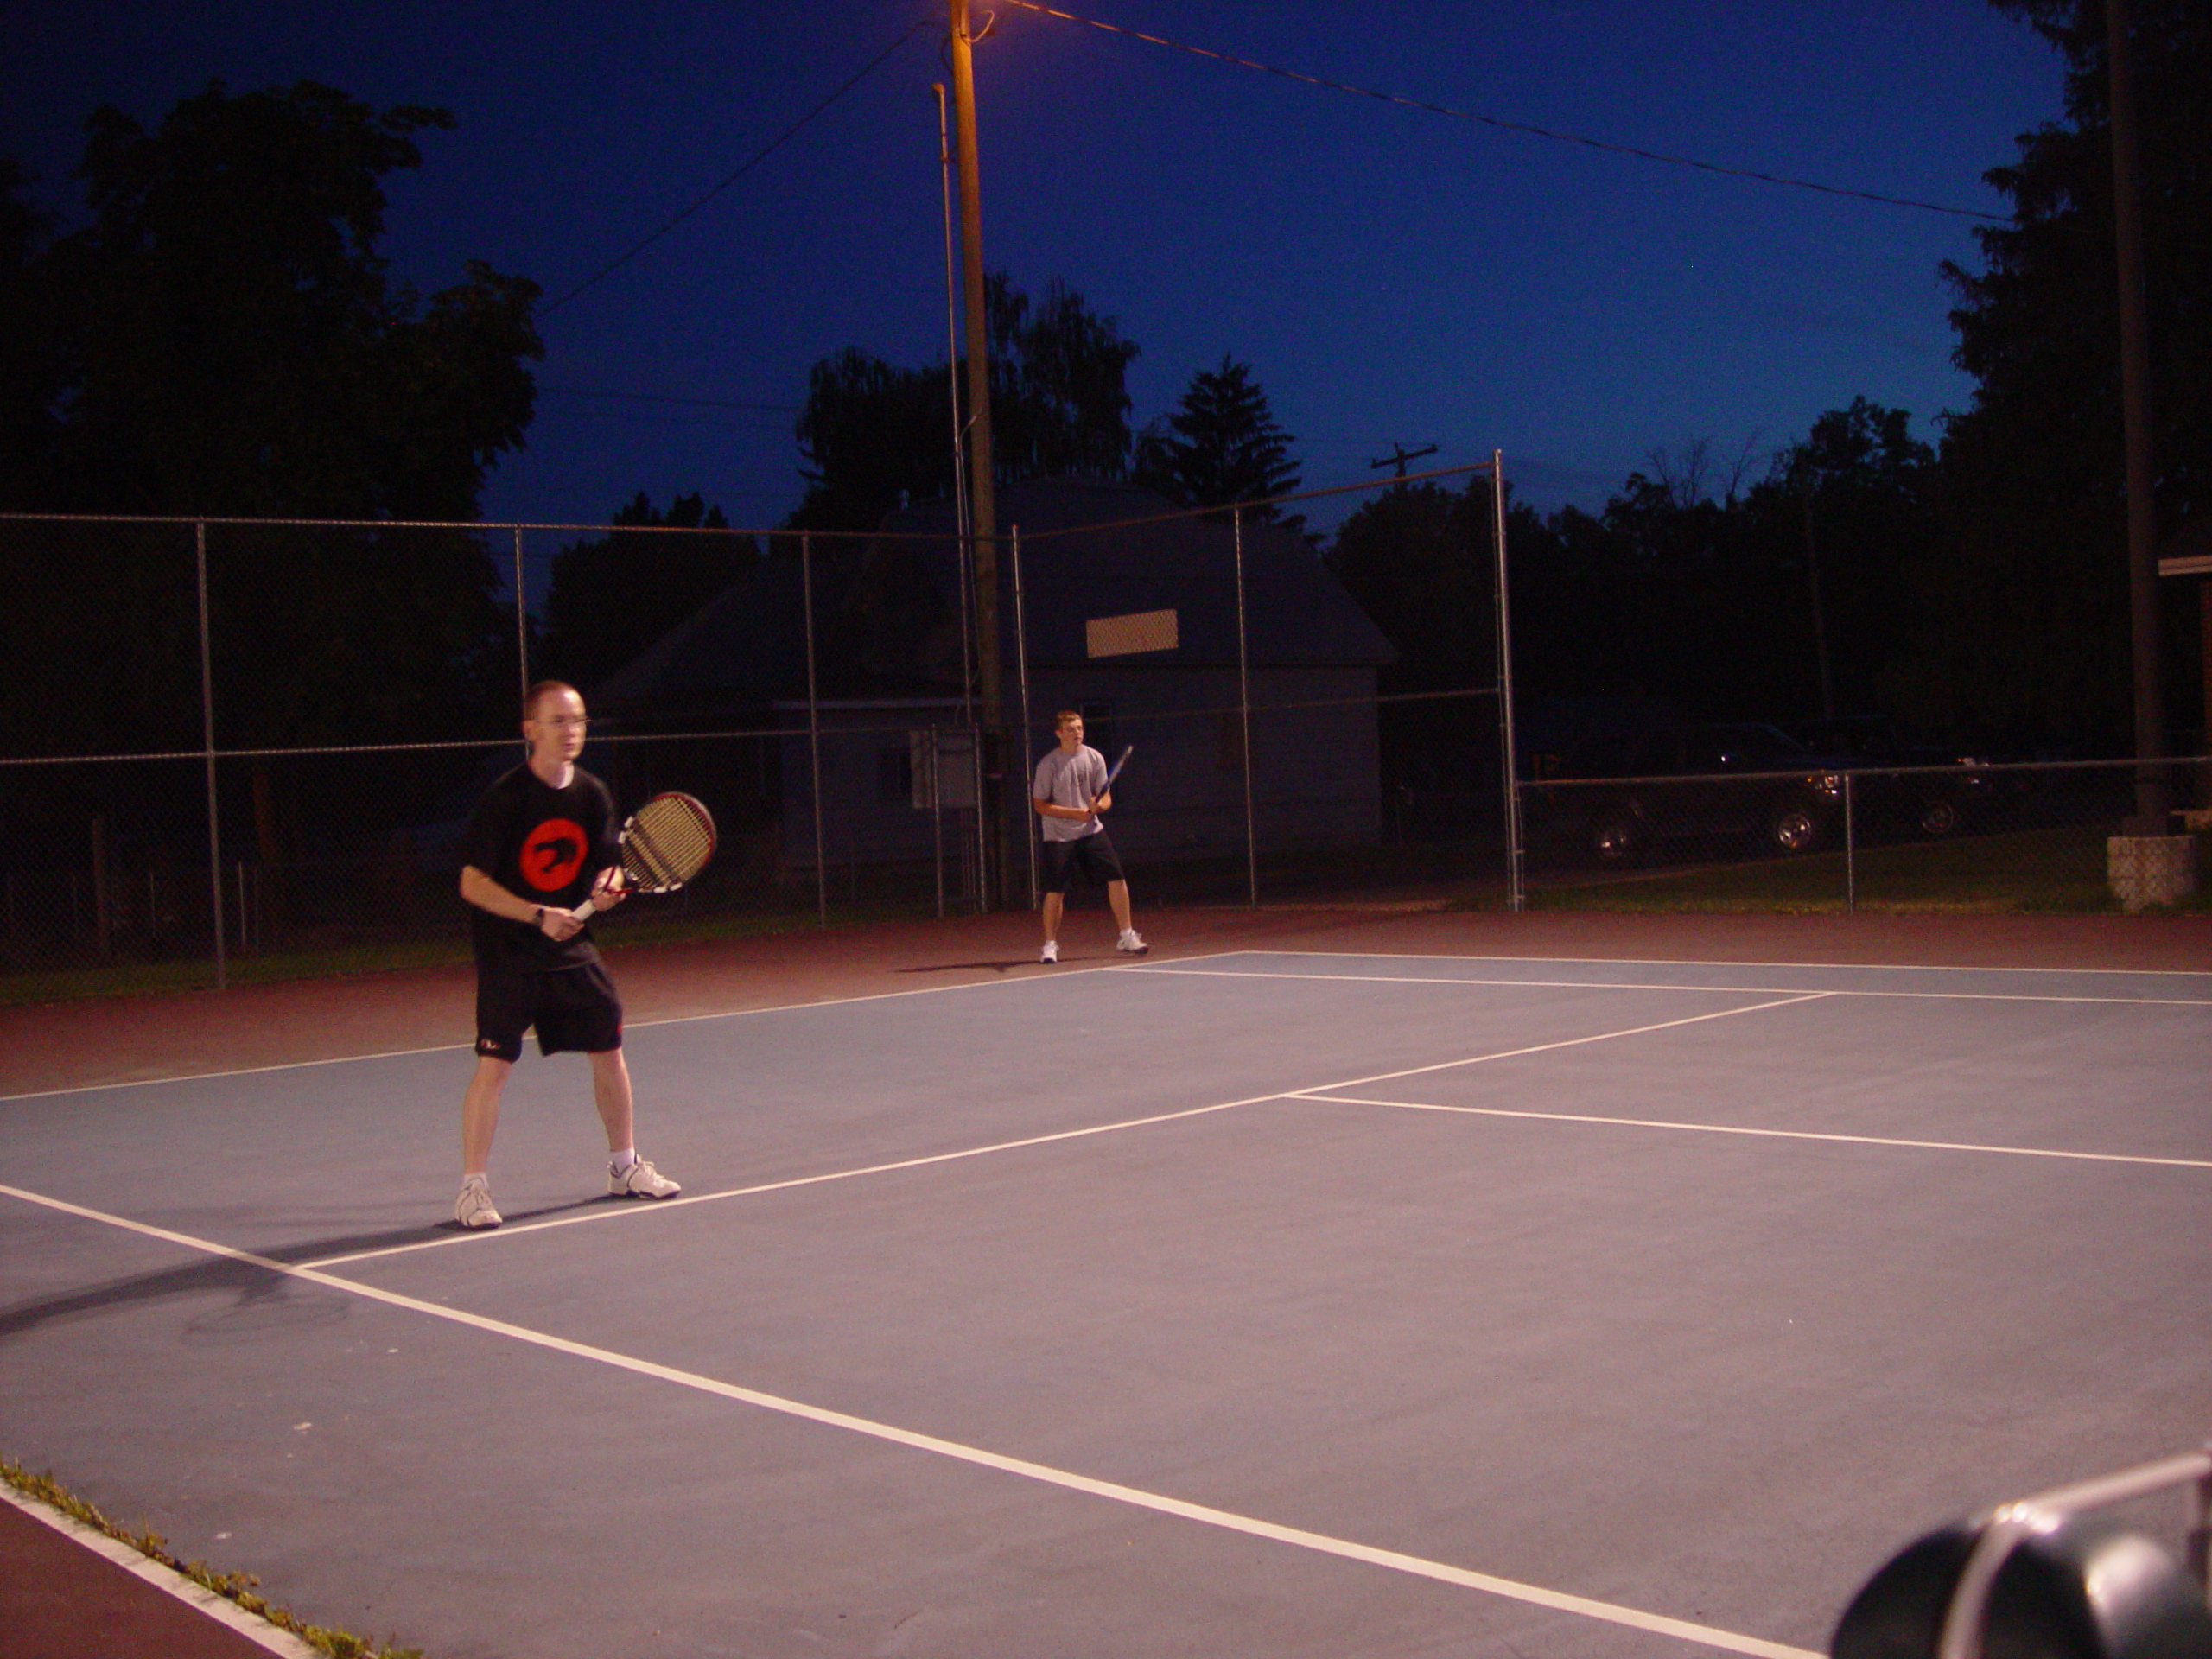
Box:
[1,1454,424,1659]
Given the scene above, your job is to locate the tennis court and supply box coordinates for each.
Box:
[3,910,2208,1659]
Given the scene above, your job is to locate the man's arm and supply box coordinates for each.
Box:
[460,866,585,940]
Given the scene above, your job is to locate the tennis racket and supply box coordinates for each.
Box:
[1092,744,1133,806]
[573,791,716,920]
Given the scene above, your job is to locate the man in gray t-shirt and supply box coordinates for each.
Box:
[1031,710,1147,963]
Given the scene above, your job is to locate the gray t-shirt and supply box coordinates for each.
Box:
[1033,743,1107,843]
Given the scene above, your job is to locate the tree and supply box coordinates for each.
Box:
[788,273,1140,534]
[0,80,545,758]
[1750,398,1939,725]
[539,493,759,693]
[1134,355,1301,521]
[12,79,540,518]
[1933,0,2209,751]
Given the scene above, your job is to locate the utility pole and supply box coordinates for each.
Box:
[2107,0,2166,829]
[948,0,1010,901]
[1368,442,1439,480]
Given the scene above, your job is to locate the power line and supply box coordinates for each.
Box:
[538,16,936,318]
[998,0,2012,226]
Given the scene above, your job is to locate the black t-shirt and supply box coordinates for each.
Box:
[462,764,619,974]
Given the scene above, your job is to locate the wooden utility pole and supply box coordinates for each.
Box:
[948,0,1009,899]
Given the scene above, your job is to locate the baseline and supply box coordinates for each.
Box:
[0,1179,1817,1659]
[1128,963,2211,1007]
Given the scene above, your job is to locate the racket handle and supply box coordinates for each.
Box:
[569,898,598,922]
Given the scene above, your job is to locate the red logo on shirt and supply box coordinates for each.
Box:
[519,818,588,893]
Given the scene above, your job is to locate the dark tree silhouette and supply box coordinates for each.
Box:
[1933,0,2209,751]
[789,274,1140,534]
[1134,355,1301,521]
[539,493,759,694]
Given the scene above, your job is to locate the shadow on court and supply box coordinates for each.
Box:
[0,1195,636,1342]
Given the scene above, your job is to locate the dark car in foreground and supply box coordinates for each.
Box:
[1533,723,1851,865]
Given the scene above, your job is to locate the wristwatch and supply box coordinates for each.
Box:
[532,906,547,928]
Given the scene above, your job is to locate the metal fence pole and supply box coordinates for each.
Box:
[931,727,945,918]
[1011,526,1038,912]
[1491,452,1524,913]
[513,525,529,704]
[1234,505,1256,907]
[803,533,827,928]
[1843,772,1857,913]
[196,520,226,990]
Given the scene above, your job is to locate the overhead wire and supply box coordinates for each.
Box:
[538,15,937,318]
[996,0,2012,226]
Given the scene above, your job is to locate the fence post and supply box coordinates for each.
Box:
[1491,452,1524,913]
[1234,505,1256,908]
[802,532,826,928]
[1843,772,1857,914]
[1011,526,1037,912]
[197,520,226,990]
[514,524,529,705]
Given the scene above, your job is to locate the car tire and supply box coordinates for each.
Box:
[1769,801,1822,855]
[1917,798,1961,837]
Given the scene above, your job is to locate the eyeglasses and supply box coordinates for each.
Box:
[534,715,589,728]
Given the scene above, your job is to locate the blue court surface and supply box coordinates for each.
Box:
[4,949,2209,1659]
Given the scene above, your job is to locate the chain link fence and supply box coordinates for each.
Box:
[1519,753,2210,912]
[4,492,2203,1000]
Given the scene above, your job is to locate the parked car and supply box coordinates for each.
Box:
[1783,715,1993,838]
[1536,723,1851,864]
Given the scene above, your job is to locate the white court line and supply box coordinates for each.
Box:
[1131,964,2212,1007]
[306,992,1833,1268]
[1289,1096,2212,1172]
[0,1180,1819,1659]
[1143,947,2212,980]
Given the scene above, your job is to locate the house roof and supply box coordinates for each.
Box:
[594,477,1393,717]
[882,477,1395,671]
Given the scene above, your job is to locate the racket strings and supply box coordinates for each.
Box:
[620,797,715,891]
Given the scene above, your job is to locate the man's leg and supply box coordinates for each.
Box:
[588,1047,635,1153]
[593,1046,682,1199]
[1107,879,1134,935]
[1040,891,1065,944]
[457,1055,512,1228]
[461,1055,512,1176]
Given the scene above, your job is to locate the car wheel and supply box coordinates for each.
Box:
[1769,802,1822,854]
[1592,817,1638,864]
[1918,798,1961,837]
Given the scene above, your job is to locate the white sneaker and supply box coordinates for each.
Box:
[609,1156,681,1199]
[1116,929,1147,955]
[1039,940,1058,963]
[455,1176,502,1230]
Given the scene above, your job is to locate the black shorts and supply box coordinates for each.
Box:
[1041,830,1126,895]
[474,962,624,1063]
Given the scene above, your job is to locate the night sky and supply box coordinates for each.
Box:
[4,1,2066,535]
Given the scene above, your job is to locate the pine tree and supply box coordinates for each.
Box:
[1134,355,1300,521]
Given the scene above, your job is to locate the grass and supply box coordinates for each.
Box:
[1501,823,2212,915]
[2,1454,424,1658]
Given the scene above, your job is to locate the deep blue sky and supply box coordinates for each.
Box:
[5,1,2066,535]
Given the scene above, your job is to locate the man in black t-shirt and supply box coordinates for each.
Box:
[453,681,681,1230]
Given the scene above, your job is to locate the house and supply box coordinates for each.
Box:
[589,478,1395,888]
